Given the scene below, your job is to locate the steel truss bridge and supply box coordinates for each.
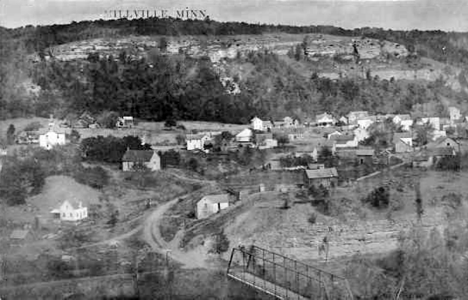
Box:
[226,245,354,300]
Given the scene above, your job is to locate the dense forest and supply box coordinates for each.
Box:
[2,17,468,122]
[22,49,465,123]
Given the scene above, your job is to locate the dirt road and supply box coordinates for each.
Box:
[142,194,213,269]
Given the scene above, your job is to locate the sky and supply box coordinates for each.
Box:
[1,0,468,32]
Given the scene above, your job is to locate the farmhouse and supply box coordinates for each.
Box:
[425,137,459,152]
[449,107,462,123]
[186,134,210,151]
[304,168,338,188]
[236,128,254,143]
[251,116,264,131]
[356,149,375,164]
[39,127,66,150]
[393,132,413,153]
[196,194,230,219]
[347,111,369,125]
[116,116,134,128]
[393,114,413,131]
[353,127,369,142]
[122,150,161,171]
[420,117,441,130]
[412,147,456,168]
[51,200,88,222]
[316,113,335,127]
[356,116,376,130]
[331,134,358,148]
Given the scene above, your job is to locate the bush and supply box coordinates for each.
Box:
[73,166,109,189]
[211,230,230,254]
[363,186,390,209]
[308,213,317,224]
[23,121,43,132]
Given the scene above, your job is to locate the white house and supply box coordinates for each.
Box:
[316,113,335,127]
[393,114,413,131]
[347,111,369,125]
[39,127,66,150]
[186,134,210,151]
[420,117,441,130]
[356,116,376,130]
[432,130,447,141]
[283,116,294,127]
[353,127,370,142]
[236,128,254,143]
[122,150,161,171]
[339,116,348,125]
[327,130,342,140]
[331,134,358,148]
[449,107,462,123]
[51,200,88,222]
[196,194,230,219]
[251,117,264,131]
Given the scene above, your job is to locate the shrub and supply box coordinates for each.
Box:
[23,121,43,132]
[211,230,230,254]
[362,186,390,209]
[73,166,109,189]
[308,213,317,225]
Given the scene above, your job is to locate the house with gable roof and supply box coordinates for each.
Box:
[304,167,338,188]
[393,132,413,153]
[122,150,161,171]
[51,200,88,222]
[196,194,231,219]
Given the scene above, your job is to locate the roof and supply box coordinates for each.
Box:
[429,147,455,156]
[316,113,333,120]
[347,111,369,118]
[122,150,156,162]
[305,168,338,179]
[236,128,253,137]
[394,114,412,121]
[331,134,355,142]
[200,194,230,204]
[426,136,457,149]
[393,132,412,143]
[186,134,207,140]
[10,229,29,240]
[356,149,375,156]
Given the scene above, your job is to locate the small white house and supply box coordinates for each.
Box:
[251,117,264,131]
[186,134,210,151]
[51,200,88,222]
[393,115,413,131]
[353,127,370,142]
[196,194,230,219]
[356,117,376,130]
[449,107,462,123]
[347,111,369,125]
[420,117,441,130]
[39,128,66,150]
[316,113,335,127]
[236,128,253,143]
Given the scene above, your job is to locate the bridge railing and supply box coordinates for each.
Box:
[227,245,354,300]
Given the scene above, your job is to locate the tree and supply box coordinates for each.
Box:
[6,124,15,145]
[175,134,185,146]
[0,157,45,205]
[211,230,230,254]
[158,37,168,52]
[164,118,177,128]
[414,122,434,146]
[70,129,80,143]
[274,134,289,147]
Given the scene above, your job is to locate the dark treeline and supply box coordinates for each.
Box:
[23,50,467,123]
